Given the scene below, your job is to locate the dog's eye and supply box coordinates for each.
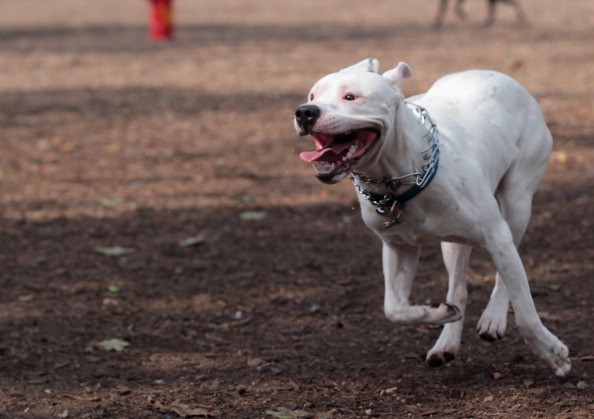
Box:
[309,93,314,101]
[343,93,356,101]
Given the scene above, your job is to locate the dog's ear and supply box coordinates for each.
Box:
[340,58,380,74]
[382,62,413,91]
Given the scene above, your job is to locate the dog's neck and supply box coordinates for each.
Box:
[354,99,435,190]
[350,100,440,227]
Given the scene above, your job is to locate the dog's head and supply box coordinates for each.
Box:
[294,58,412,184]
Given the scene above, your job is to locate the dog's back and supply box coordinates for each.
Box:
[411,70,552,192]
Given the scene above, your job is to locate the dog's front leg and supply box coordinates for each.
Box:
[426,243,471,367]
[382,241,461,325]
[485,220,571,377]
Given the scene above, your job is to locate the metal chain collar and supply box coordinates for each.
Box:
[349,102,440,227]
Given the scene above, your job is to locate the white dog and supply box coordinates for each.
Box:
[294,58,571,377]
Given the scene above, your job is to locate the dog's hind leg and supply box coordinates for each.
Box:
[478,125,551,342]
[382,242,462,325]
[479,125,569,376]
[483,215,570,376]
[427,242,471,367]
[476,193,526,341]
[476,191,528,342]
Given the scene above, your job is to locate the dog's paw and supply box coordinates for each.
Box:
[537,340,571,377]
[426,349,456,367]
[523,328,572,377]
[549,347,572,378]
[426,322,463,367]
[431,302,462,324]
[476,309,507,342]
[385,302,461,324]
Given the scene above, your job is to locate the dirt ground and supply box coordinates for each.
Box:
[0,0,593,417]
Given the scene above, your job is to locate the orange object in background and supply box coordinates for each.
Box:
[149,0,174,41]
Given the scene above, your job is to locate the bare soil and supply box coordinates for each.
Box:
[0,1,593,417]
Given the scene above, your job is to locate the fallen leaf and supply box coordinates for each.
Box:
[107,285,120,293]
[315,409,337,419]
[170,401,214,417]
[247,357,264,367]
[54,360,71,369]
[207,318,252,330]
[265,407,310,419]
[179,235,207,247]
[235,194,253,205]
[102,297,119,306]
[94,246,135,256]
[62,394,100,402]
[98,197,127,208]
[116,386,131,396]
[222,384,247,398]
[97,338,130,352]
[239,211,266,221]
[58,140,76,153]
[487,369,506,380]
[382,386,398,395]
[288,380,300,391]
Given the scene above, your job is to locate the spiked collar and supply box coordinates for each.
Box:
[349,102,440,228]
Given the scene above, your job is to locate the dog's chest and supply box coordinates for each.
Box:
[358,193,476,246]
[359,199,436,245]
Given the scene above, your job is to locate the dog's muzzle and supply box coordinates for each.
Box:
[295,104,321,134]
[294,104,381,184]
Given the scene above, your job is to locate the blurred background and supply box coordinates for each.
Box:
[0,1,593,417]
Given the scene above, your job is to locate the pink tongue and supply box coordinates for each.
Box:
[299,142,352,163]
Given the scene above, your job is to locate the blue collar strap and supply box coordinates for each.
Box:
[350,103,440,228]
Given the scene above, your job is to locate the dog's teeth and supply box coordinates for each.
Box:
[345,141,358,159]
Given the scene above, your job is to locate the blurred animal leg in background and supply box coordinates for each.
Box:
[486,0,527,26]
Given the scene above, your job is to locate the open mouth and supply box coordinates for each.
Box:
[299,128,380,183]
